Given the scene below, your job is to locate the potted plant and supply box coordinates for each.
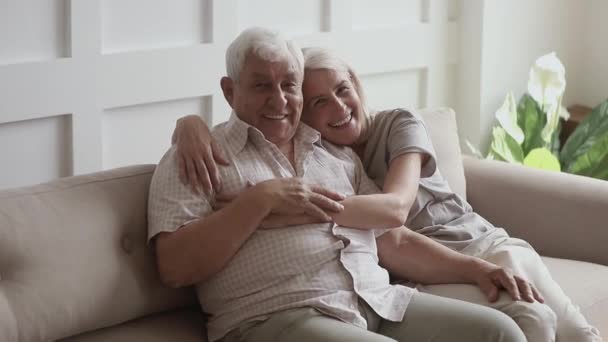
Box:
[468,52,608,180]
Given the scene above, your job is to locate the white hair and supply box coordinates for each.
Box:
[302,47,372,141]
[226,27,304,82]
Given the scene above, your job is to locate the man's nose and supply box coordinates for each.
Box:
[267,87,288,110]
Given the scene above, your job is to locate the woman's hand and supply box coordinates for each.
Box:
[173,115,230,195]
[468,259,544,303]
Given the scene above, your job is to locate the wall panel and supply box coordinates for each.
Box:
[0,0,69,65]
[0,0,457,189]
[0,115,72,189]
[102,97,210,169]
[101,0,211,53]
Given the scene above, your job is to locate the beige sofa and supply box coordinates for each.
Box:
[1,108,606,341]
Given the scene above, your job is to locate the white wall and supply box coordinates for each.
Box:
[458,0,586,151]
[458,0,608,153]
[577,0,608,107]
[0,0,458,189]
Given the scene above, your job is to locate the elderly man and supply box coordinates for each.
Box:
[148,27,527,342]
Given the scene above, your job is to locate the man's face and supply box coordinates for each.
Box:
[223,53,303,146]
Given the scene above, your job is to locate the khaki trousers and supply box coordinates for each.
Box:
[418,237,603,342]
[220,292,526,342]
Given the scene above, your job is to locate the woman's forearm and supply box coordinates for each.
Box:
[329,193,411,229]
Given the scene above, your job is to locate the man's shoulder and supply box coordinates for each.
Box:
[210,121,231,139]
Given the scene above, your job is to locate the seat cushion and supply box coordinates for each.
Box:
[60,308,207,342]
[542,256,608,335]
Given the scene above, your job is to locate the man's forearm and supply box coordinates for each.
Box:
[156,189,269,287]
[377,227,481,284]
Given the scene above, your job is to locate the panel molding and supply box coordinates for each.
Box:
[0,0,459,187]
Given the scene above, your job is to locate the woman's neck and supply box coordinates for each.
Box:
[353,142,367,160]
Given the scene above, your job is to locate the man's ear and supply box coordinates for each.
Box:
[220,77,234,106]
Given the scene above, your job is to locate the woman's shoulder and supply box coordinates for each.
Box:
[372,108,424,125]
[369,108,427,135]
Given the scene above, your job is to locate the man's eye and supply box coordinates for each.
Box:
[254,83,267,89]
[314,98,326,107]
[337,86,349,94]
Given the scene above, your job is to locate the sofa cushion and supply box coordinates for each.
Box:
[0,165,197,342]
[417,107,466,199]
[542,256,608,336]
[60,308,206,342]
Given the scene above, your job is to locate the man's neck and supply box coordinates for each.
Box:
[276,140,295,167]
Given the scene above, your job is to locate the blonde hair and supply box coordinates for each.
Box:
[302,47,373,144]
[226,27,304,82]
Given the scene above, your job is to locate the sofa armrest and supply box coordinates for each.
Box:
[463,156,608,266]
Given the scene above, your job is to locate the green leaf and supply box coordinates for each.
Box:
[568,133,608,180]
[489,126,524,163]
[517,94,547,155]
[561,99,608,169]
[496,92,525,144]
[523,148,561,171]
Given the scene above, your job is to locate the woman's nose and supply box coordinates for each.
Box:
[329,97,347,113]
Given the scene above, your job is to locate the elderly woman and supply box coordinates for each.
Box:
[172,46,602,342]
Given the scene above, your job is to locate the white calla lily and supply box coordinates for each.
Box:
[528,52,566,144]
[528,52,566,111]
[495,92,524,144]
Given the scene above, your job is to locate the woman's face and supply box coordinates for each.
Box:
[301,69,363,146]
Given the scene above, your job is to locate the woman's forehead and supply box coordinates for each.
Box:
[304,69,350,90]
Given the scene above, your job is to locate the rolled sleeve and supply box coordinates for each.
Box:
[147,146,213,243]
[387,109,437,178]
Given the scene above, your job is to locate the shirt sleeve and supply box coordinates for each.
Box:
[387,109,438,178]
[147,146,213,243]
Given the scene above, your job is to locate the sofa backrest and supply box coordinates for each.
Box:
[417,107,466,199]
[0,165,196,342]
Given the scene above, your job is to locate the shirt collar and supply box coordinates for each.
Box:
[223,112,323,155]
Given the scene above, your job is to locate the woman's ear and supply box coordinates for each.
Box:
[220,77,234,105]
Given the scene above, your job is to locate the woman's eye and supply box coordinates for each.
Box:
[337,86,349,94]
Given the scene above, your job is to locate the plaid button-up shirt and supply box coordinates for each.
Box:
[148,113,415,341]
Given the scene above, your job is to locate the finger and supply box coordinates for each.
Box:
[310,185,345,201]
[185,158,200,194]
[211,140,230,166]
[204,148,222,192]
[303,203,332,222]
[496,273,521,301]
[310,193,344,213]
[530,284,545,303]
[516,277,535,303]
[195,158,212,195]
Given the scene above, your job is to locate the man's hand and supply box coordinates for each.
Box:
[173,115,230,195]
[467,259,544,303]
[214,178,345,223]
